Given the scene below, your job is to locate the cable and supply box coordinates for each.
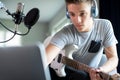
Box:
[0,20,30,36]
[0,20,30,43]
[0,31,16,43]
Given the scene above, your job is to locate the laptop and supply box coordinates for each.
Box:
[0,42,51,80]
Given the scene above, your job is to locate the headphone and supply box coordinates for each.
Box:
[91,0,98,17]
[66,0,98,19]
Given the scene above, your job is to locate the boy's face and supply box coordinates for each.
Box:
[67,2,93,32]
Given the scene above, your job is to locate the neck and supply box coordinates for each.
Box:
[77,18,94,32]
[86,18,94,32]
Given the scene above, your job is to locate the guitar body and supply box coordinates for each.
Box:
[50,44,78,77]
[50,50,66,77]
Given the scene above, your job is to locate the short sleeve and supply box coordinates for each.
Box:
[50,28,68,49]
[103,20,118,47]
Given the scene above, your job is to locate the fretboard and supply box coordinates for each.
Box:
[61,56,112,80]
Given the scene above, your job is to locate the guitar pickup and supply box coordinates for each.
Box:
[57,54,62,63]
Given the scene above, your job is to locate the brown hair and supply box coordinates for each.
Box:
[65,0,93,5]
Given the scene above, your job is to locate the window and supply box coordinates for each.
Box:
[0,31,21,47]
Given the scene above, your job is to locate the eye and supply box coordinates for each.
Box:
[69,12,75,17]
[80,12,86,17]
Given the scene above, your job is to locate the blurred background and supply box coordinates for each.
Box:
[0,0,69,46]
[0,0,120,73]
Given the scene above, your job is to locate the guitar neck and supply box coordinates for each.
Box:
[61,56,112,80]
[62,56,90,72]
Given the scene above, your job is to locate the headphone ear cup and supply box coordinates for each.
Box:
[91,0,98,17]
[91,6,96,17]
[66,8,70,19]
[66,11,70,19]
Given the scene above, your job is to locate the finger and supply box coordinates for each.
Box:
[89,68,97,80]
[96,73,103,80]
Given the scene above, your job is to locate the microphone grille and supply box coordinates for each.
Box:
[24,8,39,29]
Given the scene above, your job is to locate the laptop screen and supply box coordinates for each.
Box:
[0,42,51,80]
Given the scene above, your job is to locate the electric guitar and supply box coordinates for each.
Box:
[50,45,120,80]
[58,55,120,80]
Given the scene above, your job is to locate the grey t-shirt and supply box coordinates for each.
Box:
[50,19,118,68]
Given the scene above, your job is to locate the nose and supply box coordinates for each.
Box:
[77,16,81,23]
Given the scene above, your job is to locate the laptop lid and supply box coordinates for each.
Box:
[0,42,51,80]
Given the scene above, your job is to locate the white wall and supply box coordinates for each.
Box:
[48,5,69,36]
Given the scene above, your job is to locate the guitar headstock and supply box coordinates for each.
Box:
[111,73,120,80]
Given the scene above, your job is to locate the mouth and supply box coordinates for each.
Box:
[76,24,83,28]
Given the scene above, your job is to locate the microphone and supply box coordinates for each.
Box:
[24,8,39,29]
[12,2,25,25]
[0,1,40,43]
[0,1,39,28]
[0,1,40,35]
